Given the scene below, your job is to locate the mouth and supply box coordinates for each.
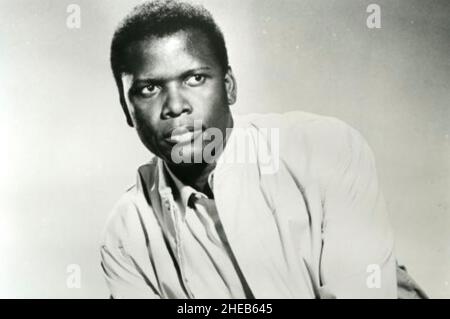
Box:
[163,126,204,145]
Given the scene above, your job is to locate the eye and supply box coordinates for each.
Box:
[185,74,206,87]
[139,84,160,97]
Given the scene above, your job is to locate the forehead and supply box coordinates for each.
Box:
[124,29,220,78]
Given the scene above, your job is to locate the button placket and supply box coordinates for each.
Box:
[165,193,195,298]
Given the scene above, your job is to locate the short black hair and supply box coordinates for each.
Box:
[110,0,229,96]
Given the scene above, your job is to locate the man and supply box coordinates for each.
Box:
[101,0,427,298]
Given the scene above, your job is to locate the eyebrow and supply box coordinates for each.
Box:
[133,66,212,84]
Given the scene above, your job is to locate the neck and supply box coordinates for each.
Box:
[167,162,216,197]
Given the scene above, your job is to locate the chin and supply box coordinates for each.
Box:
[165,145,206,165]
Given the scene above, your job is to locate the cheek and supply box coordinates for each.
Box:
[132,105,163,148]
[197,82,227,112]
[133,114,162,154]
[132,103,158,128]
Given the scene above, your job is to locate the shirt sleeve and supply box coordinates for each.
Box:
[100,193,161,299]
[100,244,160,299]
[318,121,397,298]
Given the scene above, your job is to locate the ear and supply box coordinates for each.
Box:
[119,87,134,127]
[224,66,237,105]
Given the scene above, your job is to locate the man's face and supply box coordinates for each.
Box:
[120,29,236,165]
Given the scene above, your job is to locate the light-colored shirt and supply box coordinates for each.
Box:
[162,163,248,298]
[100,111,397,298]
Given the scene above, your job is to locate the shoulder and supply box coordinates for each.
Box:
[239,110,359,140]
[240,110,370,157]
[101,186,141,249]
[240,111,375,183]
[101,159,158,248]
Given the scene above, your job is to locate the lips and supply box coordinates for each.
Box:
[163,126,203,145]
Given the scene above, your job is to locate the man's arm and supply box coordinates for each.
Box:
[100,244,160,299]
[318,121,397,298]
[100,192,161,299]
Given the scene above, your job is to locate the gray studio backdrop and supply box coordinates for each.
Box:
[1,0,449,298]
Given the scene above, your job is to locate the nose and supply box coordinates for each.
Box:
[161,85,192,119]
